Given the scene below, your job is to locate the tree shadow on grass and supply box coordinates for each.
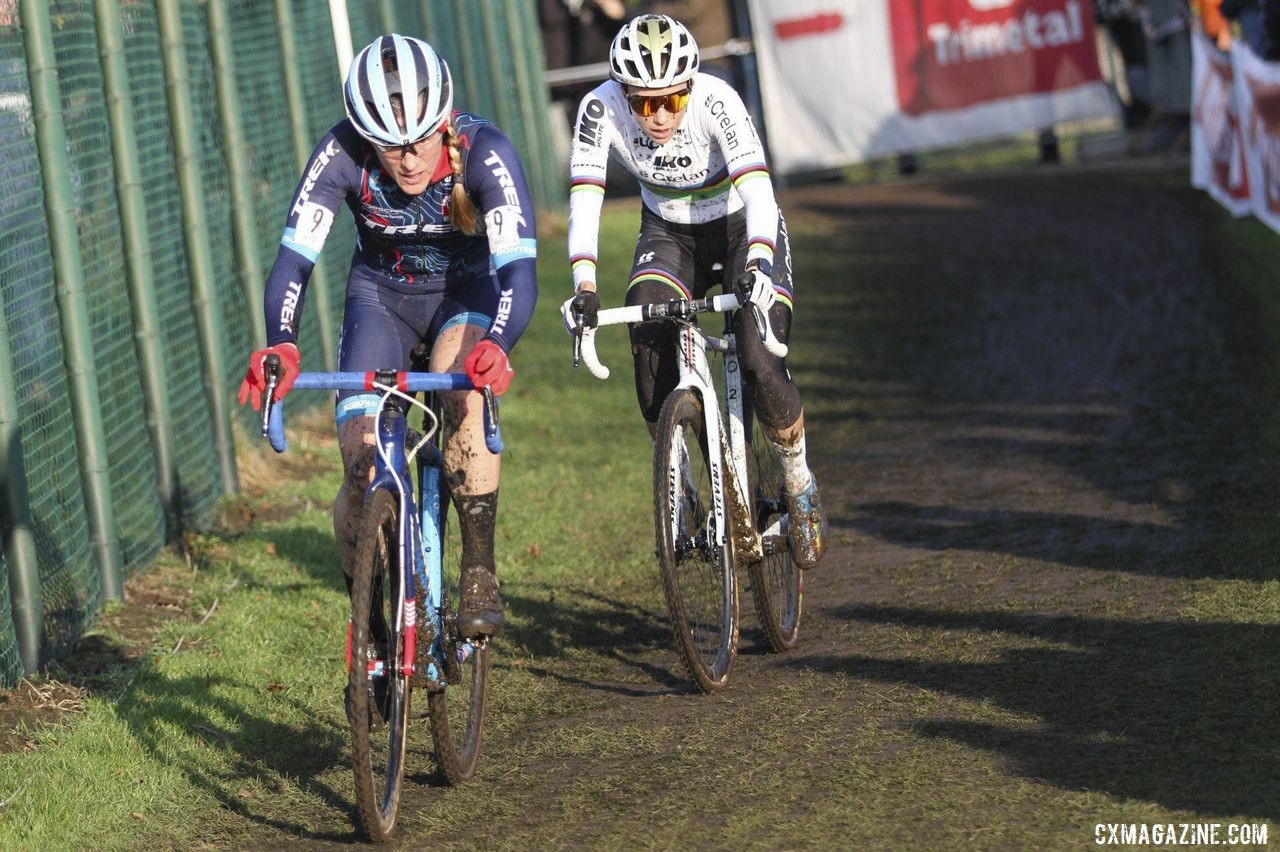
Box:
[58,634,363,843]
[794,603,1280,820]
[849,500,1196,579]
[503,583,693,696]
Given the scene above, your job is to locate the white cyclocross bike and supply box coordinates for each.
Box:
[573,274,804,691]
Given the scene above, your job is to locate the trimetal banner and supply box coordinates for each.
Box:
[747,0,1117,174]
[1192,32,1280,233]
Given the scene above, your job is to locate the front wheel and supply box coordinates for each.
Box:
[348,489,411,842]
[743,404,803,651]
[654,388,739,692]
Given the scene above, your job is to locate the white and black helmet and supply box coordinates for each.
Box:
[344,34,452,147]
[609,14,700,89]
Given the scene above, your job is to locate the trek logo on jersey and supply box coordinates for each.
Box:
[490,287,515,338]
[484,150,524,210]
[360,215,456,236]
[279,279,303,333]
[291,139,341,217]
[577,98,606,146]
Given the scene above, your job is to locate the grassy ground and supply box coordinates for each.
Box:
[1,163,1278,849]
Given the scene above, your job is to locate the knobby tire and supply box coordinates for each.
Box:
[743,403,803,650]
[349,489,411,842]
[654,388,739,692]
[425,402,489,782]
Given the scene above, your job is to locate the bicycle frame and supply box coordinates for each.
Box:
[262,370,502,686]
[669,317,754,562]
[575,292,786,563]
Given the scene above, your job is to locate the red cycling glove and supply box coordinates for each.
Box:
[463,339,514,396]
[237,342,301,411]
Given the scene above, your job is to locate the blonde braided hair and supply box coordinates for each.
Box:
[445,119,480,235]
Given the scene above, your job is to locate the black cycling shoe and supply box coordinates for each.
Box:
[457,563,504,638]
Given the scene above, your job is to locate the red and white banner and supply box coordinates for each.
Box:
[1191,31,1252,215]
[1191,32,1280,233]
[748,0,1117,174]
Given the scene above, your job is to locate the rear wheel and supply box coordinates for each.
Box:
[348,489,410,842]
[654,388,738,692]
[743,405,803,651]
[425,629,488,782]
[425,406,489,783]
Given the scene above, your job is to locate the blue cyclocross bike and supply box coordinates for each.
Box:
[260,355,501,842]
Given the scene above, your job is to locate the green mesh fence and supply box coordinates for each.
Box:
[120,3,221,530]
[0,14,97,669]
[0,1,558,687]
[177,2,243,423]
[345,3,383,57]
[0,552,16,683]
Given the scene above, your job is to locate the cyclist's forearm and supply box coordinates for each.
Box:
[567,186,604,291]
[484,257,538,352]
[263,245,315,346]
[733,168,779,270]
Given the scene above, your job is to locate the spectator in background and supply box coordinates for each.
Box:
[1220,0,1280,58]
[575,0,629,70]
[1139,0,1194,151]
[1096,0,1155,128]
[1191,0,1234,48]
[540,0,630,183]
[539,0,575,72]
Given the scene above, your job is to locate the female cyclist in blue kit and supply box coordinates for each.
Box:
[238,34,538,637]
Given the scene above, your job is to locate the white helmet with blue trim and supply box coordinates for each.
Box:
[344,34,452,147]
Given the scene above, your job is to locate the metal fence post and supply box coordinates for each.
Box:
[19,0,125,599]
[379,0,398,34]
[154,0,239,496]
[274,0,338,371]
[206,0,266,354]
[94,0,181,526]
[507,0,562,209]
[416,0,438,41]
[0,309,43,673]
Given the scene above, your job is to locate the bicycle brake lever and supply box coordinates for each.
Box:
[260,353,281,437]
[751,304,768,342]
[481,387,504,454]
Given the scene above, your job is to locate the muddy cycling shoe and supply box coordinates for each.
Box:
[458,563,504,638]
[784,477,829,569]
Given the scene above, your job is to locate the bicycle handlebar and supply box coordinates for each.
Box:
[259,358,503,455]
[572,282,788,381]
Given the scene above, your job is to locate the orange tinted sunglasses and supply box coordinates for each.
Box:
[627,87,692,117]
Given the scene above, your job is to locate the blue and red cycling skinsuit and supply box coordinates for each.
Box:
[263,111,537,420]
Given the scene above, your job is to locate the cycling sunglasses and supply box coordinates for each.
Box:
[627,87,692,118]
[374,133,436,157]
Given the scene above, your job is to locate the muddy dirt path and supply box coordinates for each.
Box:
[364,165,1274,848]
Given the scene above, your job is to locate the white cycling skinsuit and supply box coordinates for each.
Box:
[567,72,783,296]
